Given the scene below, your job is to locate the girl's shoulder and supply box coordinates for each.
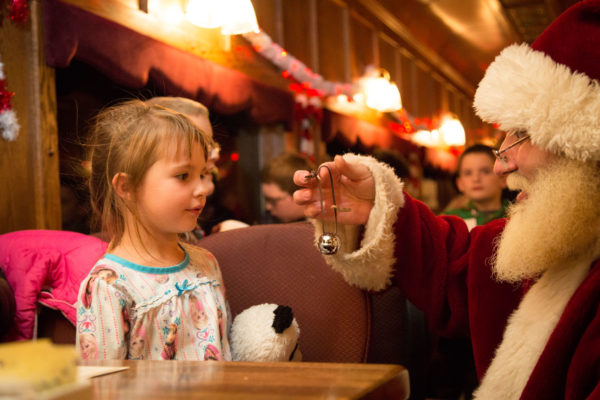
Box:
[180,243,217,264]
[180,243,221,281]
[88,257,124,278]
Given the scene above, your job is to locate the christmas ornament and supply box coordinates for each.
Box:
[305,165,342,255]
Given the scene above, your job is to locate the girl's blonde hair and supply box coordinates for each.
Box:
[145,96,209,120]
[88,99,214,248]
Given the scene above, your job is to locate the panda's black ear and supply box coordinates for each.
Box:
[272,305,293,333]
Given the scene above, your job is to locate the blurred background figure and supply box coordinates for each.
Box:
[60,173,91,234]
[443,144,508,231]
[260,151,315,223]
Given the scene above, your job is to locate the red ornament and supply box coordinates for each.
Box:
[0,80,15,112]
[9,0,29,23]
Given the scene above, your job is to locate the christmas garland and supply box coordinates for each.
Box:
[243,29,355,99]
[242,29,448,142]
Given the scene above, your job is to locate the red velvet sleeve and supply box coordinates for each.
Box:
[391,194,523,378]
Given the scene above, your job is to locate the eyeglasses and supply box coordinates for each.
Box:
[493,133,530,167]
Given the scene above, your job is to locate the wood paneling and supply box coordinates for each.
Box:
[349,11,375,79]
[282,1,316,71]
[0,0,60,233]
[398,50,413,112]
[317,0,347,83]
[378,34,399,85]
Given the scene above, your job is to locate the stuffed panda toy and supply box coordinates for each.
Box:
[230,303,301,362]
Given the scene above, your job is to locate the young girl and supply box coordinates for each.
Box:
[76,99,232,361]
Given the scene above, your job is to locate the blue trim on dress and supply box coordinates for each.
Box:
[104,245,189,274]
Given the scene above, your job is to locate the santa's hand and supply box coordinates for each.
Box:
[293,155,374,225]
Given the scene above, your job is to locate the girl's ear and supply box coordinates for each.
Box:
[112,172,132,200]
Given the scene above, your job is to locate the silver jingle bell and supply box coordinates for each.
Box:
[317,233,341,255]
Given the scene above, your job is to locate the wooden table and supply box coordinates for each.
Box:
[79,360,409,399]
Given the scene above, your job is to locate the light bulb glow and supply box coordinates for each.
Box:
[186,0,259,34]
[186,0,224,28]
[439,116,466,146]
[221,0,260,35]
[359,67,402,112]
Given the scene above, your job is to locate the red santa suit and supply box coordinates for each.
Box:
[317,2,600,398]
[315,154,600,400]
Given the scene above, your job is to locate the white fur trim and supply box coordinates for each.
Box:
[230,303,300,362]
[474,43,600,162]
[474,256,592,399]
[0,110,20,141]
[312,154,405,291]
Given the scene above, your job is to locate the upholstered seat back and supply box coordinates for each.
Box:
[198,222,371,363]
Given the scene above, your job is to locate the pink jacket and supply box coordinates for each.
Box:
[0,230,108,340]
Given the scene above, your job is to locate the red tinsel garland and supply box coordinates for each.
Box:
[0,79,14,111]
[9,0,29,23]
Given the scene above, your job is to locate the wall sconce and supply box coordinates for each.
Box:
[410,115,465,148]
[358,66,402,113]
[185,0,223,28]
[185,0,259,34]
[439,114,465,146]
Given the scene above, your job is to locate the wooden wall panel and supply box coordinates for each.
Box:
[430,76,442,116]
[0,0,60,233]
[349,11,375,80]
[317,0,347,83]
[398,50,413,113]
[281,1,316,71]
[253,0,280,43]
[414,62,429,118]
[378,34,399,84]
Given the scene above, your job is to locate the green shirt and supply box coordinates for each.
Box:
[443,199,510,228]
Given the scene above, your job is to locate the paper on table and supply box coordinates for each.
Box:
[77,366,129,381]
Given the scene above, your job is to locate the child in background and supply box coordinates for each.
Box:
[443,144,509,231]
[76,99,232,361]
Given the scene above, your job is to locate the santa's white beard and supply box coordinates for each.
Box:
[492,158,600,283]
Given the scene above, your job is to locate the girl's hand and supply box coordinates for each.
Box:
[293,155,375,225]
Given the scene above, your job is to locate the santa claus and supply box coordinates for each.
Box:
[293,1,600,398]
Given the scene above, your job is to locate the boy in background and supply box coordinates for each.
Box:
[444,144,509,231]
[260,152,314,223]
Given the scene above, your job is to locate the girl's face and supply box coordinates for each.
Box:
[130,335,145,356]
[80,335,98,360]
[135,141,211,239]
[191,303,208,330]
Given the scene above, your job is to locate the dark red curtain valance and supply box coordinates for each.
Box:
[322,109,395,148]
[42,0,294,126]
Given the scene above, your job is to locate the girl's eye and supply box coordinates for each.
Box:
[176,173,189,181]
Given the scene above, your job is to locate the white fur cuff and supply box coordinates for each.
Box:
[312,154,404,291]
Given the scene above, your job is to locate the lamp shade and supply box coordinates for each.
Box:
[359,67,402,113]
[439,115,465,146]
[221,0,260,35]
[186,0,224,28]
